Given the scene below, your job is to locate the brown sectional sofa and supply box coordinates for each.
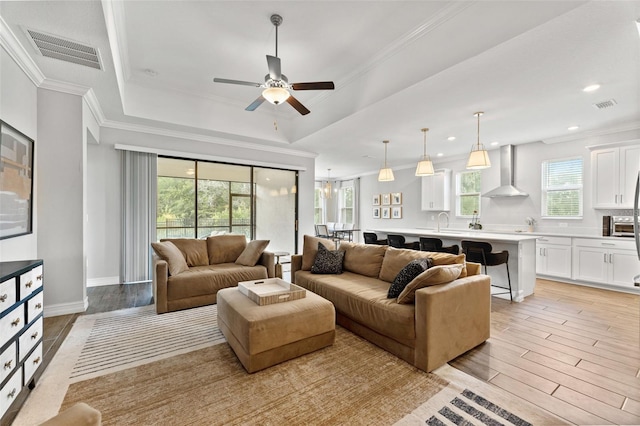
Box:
[291,236,491,373]
[152,235,275,313]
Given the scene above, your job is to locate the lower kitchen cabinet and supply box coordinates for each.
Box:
[572,238,640,289]
[536,237,572,279]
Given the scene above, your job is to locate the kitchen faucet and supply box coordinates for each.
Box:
[437,212,449,233]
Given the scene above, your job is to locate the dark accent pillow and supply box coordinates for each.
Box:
[311,243,345,274]
[387,258,432,299]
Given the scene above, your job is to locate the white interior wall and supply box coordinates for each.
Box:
[0,47,38,260]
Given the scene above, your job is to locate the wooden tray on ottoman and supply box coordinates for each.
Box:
[238,278,306,306]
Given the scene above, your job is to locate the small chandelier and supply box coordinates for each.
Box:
[415,128,435,176]
[322,169,333,199]
[378,140,395,182]
[466,111,491,170]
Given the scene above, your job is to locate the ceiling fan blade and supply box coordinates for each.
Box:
[245,96,266,111]
[286,95,310,115]
[213,78,261,87]
[291,82,335,91]
[266,55,282,80]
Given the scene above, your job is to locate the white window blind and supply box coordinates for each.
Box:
[541,157,583,218]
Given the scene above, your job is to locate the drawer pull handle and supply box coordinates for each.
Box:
[31,331,38,340]
[0,294,7,302]
[4,360,12,370]
[10,318,20,327]
[33,357,41,365]
[7,388,16,399]
[37,274,43,281]
[35,303,42,309]
[25,281,33,288]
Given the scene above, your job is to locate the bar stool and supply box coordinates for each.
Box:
[387,234,419,250]
[363,232,388,245]
[419,237,459,255]
[461,240,512,301]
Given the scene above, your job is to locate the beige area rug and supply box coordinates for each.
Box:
[15,304,563,426]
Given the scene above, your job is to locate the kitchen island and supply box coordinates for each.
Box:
[369,227,539,302]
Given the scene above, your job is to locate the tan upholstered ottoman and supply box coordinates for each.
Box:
[217,287,335,373]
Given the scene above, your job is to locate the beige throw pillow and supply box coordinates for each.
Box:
[236,240,270,266]
[396,263,463,304]
[151,241,189,276]
[207,235,247,264]
[339,242,387,278]
[302,235,336,271]
[161,238,208,266]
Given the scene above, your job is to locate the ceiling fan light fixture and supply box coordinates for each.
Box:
[466,112,491,170]
[415,128,434,176]
[262,87,290,105]
[378,140,395,182]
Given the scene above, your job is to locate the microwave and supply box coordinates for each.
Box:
[611,216,636,237]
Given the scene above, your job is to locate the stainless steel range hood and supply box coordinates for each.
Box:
[482,145,528,198]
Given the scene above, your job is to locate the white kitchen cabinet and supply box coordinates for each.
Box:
[421,169,451,211]
[536,237,572,279]
[591,143,640,209]
[572,238,640,289]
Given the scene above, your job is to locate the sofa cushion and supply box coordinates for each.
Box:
[339,242,387,278]
[161,238,208,267]
[397,264,464,304]
[387,258,432,299]
[311,243,344,274]
[167,263,267,300]
[302,235,336,271]
[295,271,416,346]
[207,235,247,264]
[235,240,270,266]
[151,241,189,276]
[379,248,467,282]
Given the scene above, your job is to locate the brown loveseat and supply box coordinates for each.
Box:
[152,235,275,313]
[290,236,490,373]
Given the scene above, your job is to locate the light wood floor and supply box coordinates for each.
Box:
[450,279,640,425]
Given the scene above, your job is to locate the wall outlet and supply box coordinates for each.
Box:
[558,222,568,228]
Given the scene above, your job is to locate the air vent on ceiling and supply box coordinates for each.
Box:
[26,29,102,70]
[593,99,617,110]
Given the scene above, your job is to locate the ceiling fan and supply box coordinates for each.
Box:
[213,14,335,115]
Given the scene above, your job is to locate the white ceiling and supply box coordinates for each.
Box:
[1,1,639,179]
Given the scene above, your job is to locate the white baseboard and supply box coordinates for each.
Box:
[44,297,88,317]
[87,276,120,287]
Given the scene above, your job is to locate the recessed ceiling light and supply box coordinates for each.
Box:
[490,141,499,146]
[436,153,444,157]
[583,84,600,92]
[447,136,456,141]
[568,125,579,131]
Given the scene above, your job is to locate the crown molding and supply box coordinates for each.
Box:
[103,120,317,159]
[542,121,640,145]
[0,15,45,86]
[83,88,107,125]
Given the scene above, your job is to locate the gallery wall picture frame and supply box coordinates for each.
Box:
[391,206,403,219]
[382,193,391,205]
[372,194,381,206]
[0,120,34,240]
[391,192,402,205]
[381,207,391,219]
[373,207,380,219]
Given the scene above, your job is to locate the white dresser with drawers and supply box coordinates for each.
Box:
[0,260,44,421]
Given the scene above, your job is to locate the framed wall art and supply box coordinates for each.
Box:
[0,120,34,240]
[382,193,391,205]
[372,194,381,206]
[381,207,391,219]
[391,192,402,205]
[373,207,380,219]
[391,206,402,219]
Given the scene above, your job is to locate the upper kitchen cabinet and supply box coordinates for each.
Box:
[591,142,640,209]
[421,169,451,211]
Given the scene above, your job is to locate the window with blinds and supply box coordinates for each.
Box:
[541,157,583,218]
[456,171,481,217]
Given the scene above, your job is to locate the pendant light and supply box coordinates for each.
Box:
[466,112,491,169]
[415,128,435,176]
[322,168,333,199]
[378,140,395,182]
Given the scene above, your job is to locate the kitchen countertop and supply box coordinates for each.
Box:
[369,227,539,242]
